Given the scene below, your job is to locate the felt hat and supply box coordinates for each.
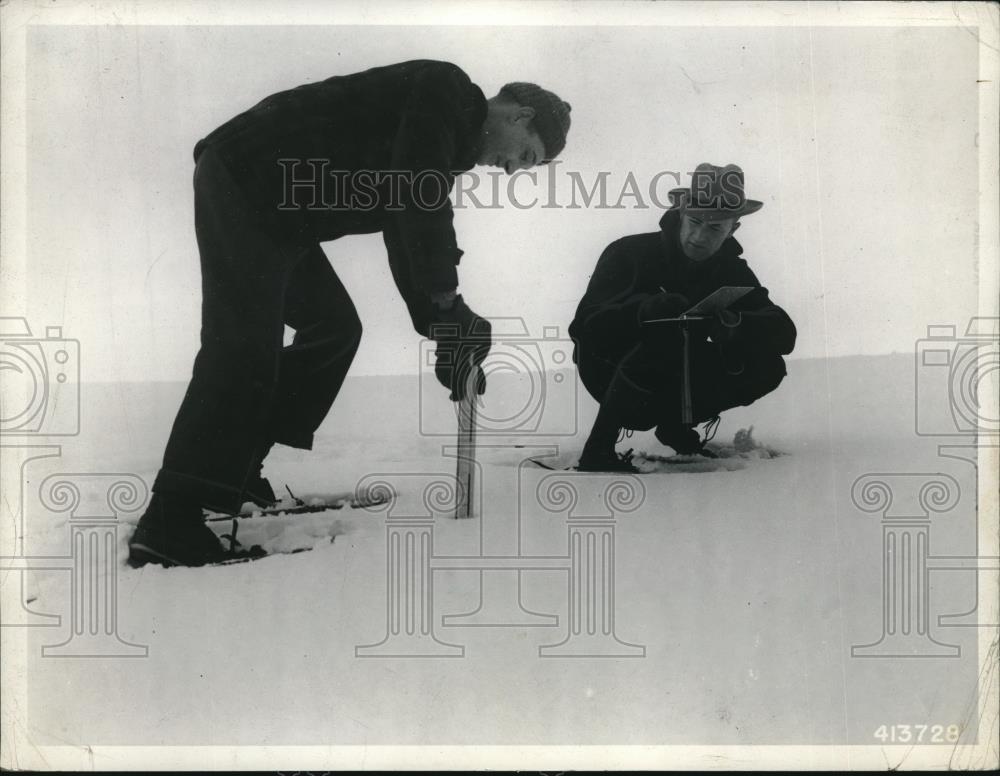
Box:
[668,162,763,220]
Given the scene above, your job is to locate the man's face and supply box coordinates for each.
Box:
[678,212,740,261]
[478,107,547,174]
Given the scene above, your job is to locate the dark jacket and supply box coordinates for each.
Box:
[192,60,487,322]
[569,209,796,369]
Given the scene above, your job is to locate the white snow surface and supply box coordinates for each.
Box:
[12,354,989,748]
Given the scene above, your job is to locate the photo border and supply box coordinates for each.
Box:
[1,0,997,770]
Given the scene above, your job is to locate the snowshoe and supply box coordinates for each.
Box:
[207,486,393,521]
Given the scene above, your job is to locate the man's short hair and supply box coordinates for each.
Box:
[498,82,572,161]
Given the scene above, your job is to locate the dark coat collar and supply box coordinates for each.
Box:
[456,83,488,171]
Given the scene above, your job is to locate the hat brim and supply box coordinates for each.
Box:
[668,188,763,220]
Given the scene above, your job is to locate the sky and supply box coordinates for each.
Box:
[16,18,985,382]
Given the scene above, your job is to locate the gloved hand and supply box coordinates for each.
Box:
[708,309,743,344]
[639,292,691,322]
[429,294,492,402]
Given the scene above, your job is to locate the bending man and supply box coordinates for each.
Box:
[130,60,571,566]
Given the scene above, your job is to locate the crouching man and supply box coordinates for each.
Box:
[568,163,796,472]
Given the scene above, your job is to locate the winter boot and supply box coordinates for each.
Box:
[244,440,277,508]
[654,422,702,454]
[655,419,720,458]
[576,447,641,473]
[244,474,277,508]
[128,492,227,568]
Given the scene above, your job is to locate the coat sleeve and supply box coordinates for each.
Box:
[569,239,651,352]
[382,218,436,337]
[727,261,797,356]
[387,63,469,295]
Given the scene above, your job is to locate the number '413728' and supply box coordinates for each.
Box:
[873,724,960,744]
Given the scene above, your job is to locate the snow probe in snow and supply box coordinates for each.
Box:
[681,318,694,424]
[454,359,478,519]
[641,286,754,425]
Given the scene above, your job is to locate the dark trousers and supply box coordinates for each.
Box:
[153,149,362,512]
[579,333,787,431]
